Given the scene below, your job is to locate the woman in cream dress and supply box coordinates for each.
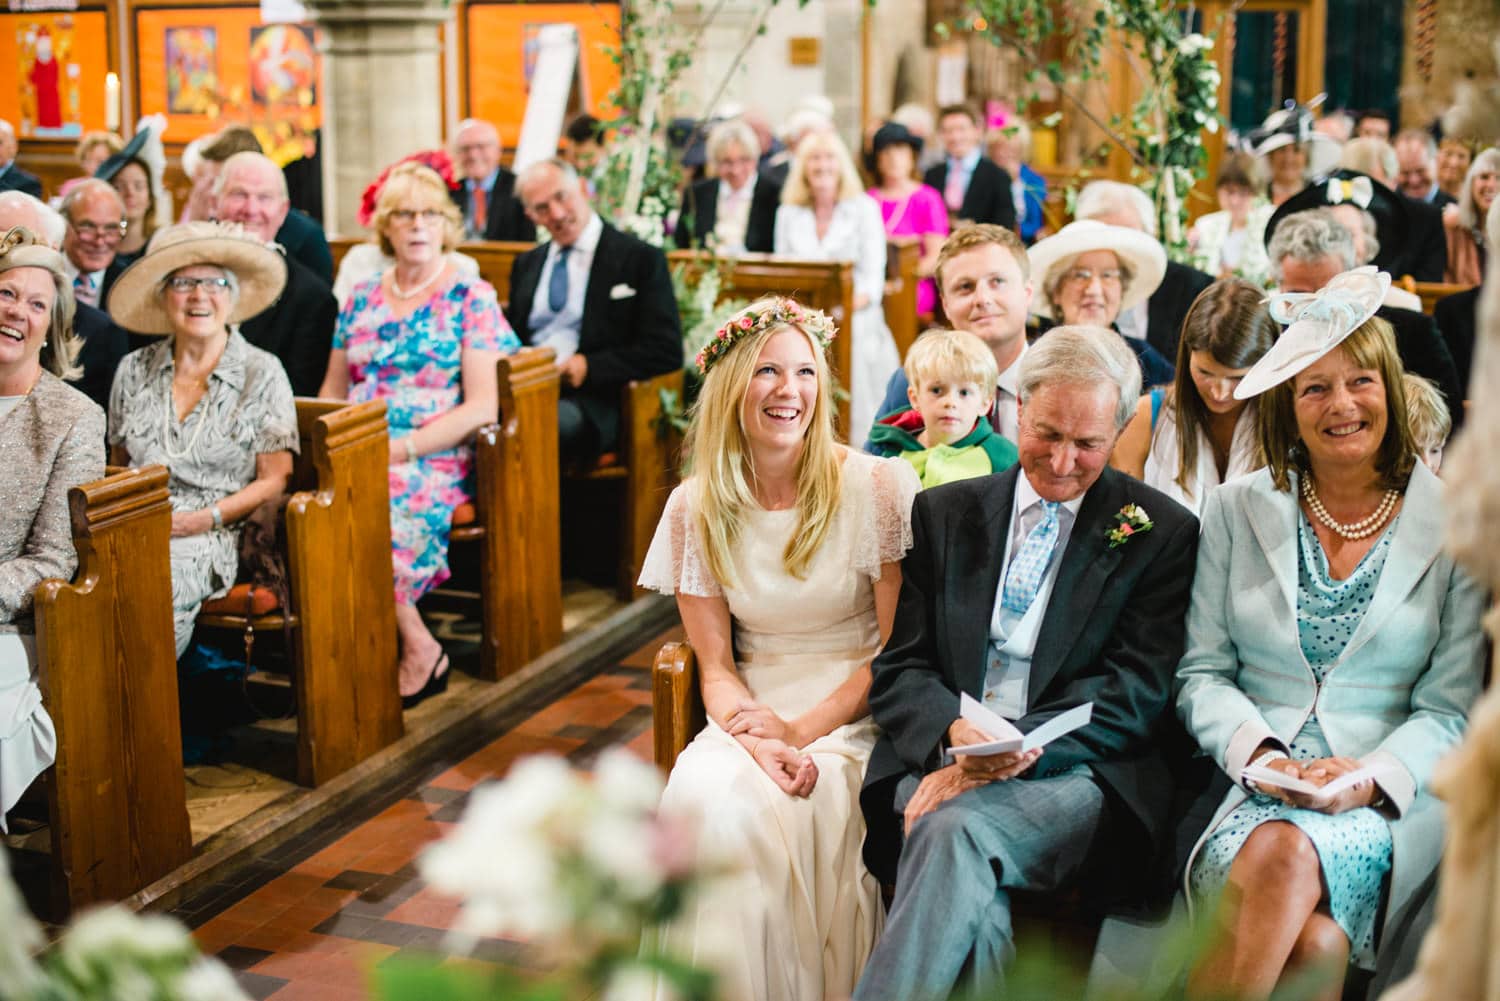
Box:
[1111,278,1277,515]
[639,297,918,1001]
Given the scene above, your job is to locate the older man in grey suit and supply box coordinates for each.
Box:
[854,326,1200,1000]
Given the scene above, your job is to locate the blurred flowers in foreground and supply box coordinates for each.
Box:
[377,748,719,1001]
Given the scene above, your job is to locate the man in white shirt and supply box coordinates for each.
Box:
[505,159,682,460]
[866,224,1032,449]
[59,180,127,310]
[856,325,1200,1000]
[674,118,781,254]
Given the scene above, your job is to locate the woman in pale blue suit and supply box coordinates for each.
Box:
[1174,268,1486,1001]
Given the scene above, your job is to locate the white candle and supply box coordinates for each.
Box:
[105,72,120,131]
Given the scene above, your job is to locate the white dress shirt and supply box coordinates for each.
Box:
[982,473,1085,719]
[992,341,1026,445]
[714,174,757,255]
[528,212,603,363]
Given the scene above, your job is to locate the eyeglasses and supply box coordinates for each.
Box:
[165,276,231,294]
[1062,267,1124,288]
[72,220,127,242]
[389,209,447,225]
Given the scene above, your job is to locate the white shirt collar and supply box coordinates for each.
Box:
[1015,469,1086,520]
[996,339,1026,399]
[724,172,757,200]
[551,211,604,260]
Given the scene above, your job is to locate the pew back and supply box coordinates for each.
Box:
[651,640,706,774]
[1412,280,1475,315]
[886,237,922,361]
[33,465,191,913]
[283,399,403,786]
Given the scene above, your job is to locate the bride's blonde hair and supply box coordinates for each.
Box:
[685,299,842,586]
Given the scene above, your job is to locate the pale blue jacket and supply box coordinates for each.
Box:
[1175,462,1486,932]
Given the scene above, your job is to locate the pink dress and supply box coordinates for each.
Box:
[869,184,949,316]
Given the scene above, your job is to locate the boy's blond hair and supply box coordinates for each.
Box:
[1403,372,1451,452]
[904,328,999,396]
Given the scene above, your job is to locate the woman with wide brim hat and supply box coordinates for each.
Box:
[1177,264,1485,1000]
[1247,102,1343,207]
[0,226,105,830]
[95,119,166,264]
[1026,218,1175,384]
[105,221,300,658]
[865,121,948,318]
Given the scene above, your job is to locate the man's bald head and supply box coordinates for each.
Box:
[0,190,66,247]
[216,152,290,242]
[453,118,502,182]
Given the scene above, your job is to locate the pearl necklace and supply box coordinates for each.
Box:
[388,262,445,300]
[1301,474,1400,540]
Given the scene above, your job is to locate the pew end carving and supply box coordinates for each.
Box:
[651,640,703,775]
[197,399,402,788]
[450,346,563,680]
[33,465,191,915]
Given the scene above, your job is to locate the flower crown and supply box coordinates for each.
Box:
[695,298,838,375]
[357,150,461,228]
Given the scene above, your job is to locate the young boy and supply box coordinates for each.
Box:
[867,328,1018,487]
[1404,372,1451,473]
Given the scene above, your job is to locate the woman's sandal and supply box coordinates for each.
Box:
[401,650,450,710]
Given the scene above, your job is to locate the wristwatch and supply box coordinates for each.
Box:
[210,504,224,530]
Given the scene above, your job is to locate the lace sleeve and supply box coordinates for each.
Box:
[852,455,920,581]
[636,482,724,598]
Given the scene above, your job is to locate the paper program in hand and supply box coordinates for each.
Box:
[944,694,1094,762]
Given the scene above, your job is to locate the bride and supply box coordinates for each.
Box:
[639,297,919,1001]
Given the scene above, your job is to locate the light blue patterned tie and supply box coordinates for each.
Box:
[1001,501,1061,614]
[548,245,572,313]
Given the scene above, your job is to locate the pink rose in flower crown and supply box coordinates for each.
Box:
[695,297,839,376]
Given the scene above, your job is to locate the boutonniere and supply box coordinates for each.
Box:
[1107,504,1153,549]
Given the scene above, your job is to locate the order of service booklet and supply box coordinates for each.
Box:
[943,694,1094,763]
[1240,763,1381,806]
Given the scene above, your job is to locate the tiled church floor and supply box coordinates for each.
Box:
[173,623,682,1001]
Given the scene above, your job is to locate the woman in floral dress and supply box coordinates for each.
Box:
[320,163,519,707]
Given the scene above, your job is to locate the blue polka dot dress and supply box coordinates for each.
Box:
[1189,511,1398,969]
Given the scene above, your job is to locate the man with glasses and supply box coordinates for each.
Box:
[214,152,336,395]
[60,179,129,312]
[450,119,533,243]
[675,118,782,254]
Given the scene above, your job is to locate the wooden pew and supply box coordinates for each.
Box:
[450,347,564,678]
[33,465,192,914]
[197,399,402,788]
[1411,280,1475,316]
[652,639,705,774]
[885,237,922,361]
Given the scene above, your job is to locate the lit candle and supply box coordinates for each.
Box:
[105,72,120,131]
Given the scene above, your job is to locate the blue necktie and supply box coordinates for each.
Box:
[548,245,572,313]
[1001,501,1061,614]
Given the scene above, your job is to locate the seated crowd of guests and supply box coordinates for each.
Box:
[0,95,1495,998]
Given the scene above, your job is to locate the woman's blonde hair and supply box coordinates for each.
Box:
[685,299,843,586]
[1257,316,1416,492]
[779,131,866,208]
[372,163,464,256]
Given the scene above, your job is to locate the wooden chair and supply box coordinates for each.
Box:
[569,369,686,601]
[33,465,192,914]
[885,237,922,360]
[449,347,564,679]
[197,399,402,788]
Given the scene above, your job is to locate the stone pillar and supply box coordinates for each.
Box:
[306,0,451,237]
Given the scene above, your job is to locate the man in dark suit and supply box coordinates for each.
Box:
[1433,286,1479,398]
[451,119,534,243]
[216,153,336,395]
[854,326,1199,1000]
[675,119,781,254]
[506,158,682,461]
[0,190,129,409]
[1395,129,1457,210]
[1270,208,1463,422]
[60,180,128,311]
[923,105,1016,232]
[1074,179,1214,361]
[0,121,42,198]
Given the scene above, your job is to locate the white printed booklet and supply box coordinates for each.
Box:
[943,694,1093,762]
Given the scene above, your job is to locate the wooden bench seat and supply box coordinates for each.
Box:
[886,237,922,361]
[196,399,402,788]
[33,465,191,914]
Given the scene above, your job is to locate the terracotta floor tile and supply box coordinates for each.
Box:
[230,922,302,953]
[383,894,461,929]
[192,917,260,954]
[267,983,366,1001]
[214,894,290,927]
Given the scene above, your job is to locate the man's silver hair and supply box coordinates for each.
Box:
[60,179,125,222]
[0,190,66,247]
[1075,180,1158,239]
[215,151,289,202]
[707,119,761,166]
[1267,208,1357,281]
[1018,325,1142,430]
[516,157,581,195]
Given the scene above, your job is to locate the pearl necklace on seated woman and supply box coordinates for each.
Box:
[387,256,447,301]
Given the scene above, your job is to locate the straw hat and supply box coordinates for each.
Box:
[105,221,287,336]
[1026,219,1168,319]
[0,226,69,283]
[1234,266,1389,399]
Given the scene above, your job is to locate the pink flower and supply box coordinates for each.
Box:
[738,316,753,329]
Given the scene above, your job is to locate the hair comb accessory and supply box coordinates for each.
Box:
[1236,266,1389,399]
[695,298,838,375]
